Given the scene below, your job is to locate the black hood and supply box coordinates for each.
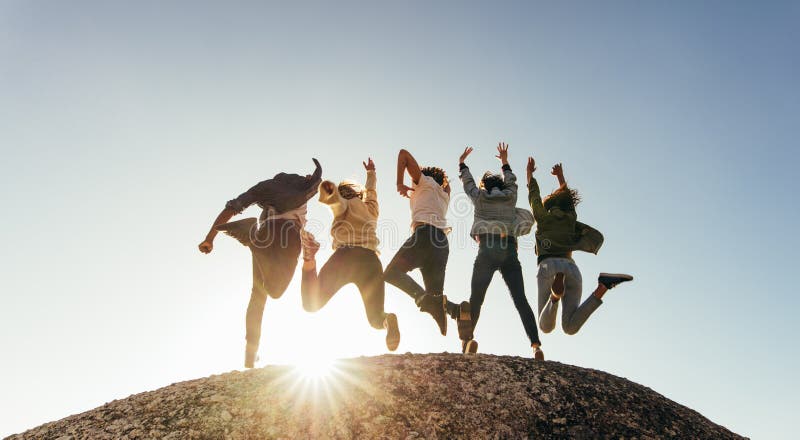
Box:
[257,158,322,213]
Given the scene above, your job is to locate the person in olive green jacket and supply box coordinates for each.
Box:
[527,157,633,336]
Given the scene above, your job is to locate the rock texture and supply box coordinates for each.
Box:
[7,354,745,439]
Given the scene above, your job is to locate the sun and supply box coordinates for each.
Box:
[293,356,338,381]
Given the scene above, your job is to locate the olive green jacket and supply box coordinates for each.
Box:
[527,176,604,257]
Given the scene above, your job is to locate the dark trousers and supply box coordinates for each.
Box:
[246,221,302,348]
[384,224,449,301]
[301,246,387,329]
[470,236,541,346]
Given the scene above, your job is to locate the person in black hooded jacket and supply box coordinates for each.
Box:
[198,158,322,368]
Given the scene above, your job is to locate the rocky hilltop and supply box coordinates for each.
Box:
[6,353,745,439]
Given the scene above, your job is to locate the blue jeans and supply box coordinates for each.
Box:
[470,236,541,346]
[537,257,602,335]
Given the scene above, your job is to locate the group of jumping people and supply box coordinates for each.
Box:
[198,144,633,368]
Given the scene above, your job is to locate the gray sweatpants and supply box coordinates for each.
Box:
[537,257,602,335]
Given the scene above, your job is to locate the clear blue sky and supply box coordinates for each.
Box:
[1,1,798,438]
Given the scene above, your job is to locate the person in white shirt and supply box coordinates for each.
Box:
[384,149,461,337]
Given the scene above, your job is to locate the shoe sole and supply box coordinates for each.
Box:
[464,339,478,355]
[385,313,400,351]
[437,295,448,336]
[599,273,634,281]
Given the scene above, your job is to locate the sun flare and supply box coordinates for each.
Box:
[293,357,338,381]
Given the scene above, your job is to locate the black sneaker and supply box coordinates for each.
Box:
[384,313,400,351]
[462,339,478,355]
[419,294,447,336]
[456,301,474,342]
[598,273,633,289]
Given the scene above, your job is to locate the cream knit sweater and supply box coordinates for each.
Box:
[318,170,380,252]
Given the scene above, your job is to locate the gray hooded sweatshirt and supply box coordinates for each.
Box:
[460,164,529,238]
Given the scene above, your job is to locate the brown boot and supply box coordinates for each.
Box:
[462,339,478,355]
[418,294,447,336]
[456,301,474,342]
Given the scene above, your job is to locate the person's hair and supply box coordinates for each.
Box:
[480,172,506,192]
[543,184,581,212]
[421,166,448,187]
[338,181,364,200]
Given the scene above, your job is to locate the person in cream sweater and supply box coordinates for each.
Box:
[300,158,400,351]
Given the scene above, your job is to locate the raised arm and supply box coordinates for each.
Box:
[458,147,480,200]
[199,158,322,254]
[527,157,547,221]
[495,142,517,197]
[396,149,422,198]
[198,181,264,253]
[551,163,566,186]
[363,157,379,217]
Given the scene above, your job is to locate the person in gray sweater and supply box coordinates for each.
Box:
[454,144,543,359]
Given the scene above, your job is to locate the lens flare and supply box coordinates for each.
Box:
[294,357,337,381]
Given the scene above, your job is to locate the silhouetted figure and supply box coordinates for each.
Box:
[198,159,322,368]
[300,158,400,351]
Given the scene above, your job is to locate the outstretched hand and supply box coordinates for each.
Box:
[526,157,537,182]
[363,157,375,171]
[495,142,509,164]
[459,147,474,164]
[551,163,563,177]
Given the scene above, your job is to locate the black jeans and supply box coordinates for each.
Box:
[470,235,541,346]
[384,224,449,301]
[301,246,387,329]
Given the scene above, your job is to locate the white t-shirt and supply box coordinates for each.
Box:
[410,175,450,232]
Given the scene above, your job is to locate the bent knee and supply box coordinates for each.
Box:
[539,323,555,334]
[302,300,322,313]
[562,324,581,335]
[267,289,286,300]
